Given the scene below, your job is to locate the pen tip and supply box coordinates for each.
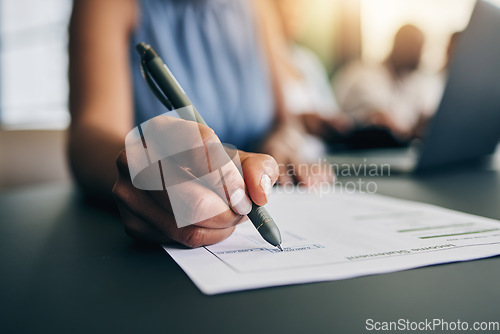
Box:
[277,244,283,252]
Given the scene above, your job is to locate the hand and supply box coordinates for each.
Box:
[366,109,412,141]
[258,117,335,187]
[113,116,279,247]
[300,113,354,141]
[412,113,430,139]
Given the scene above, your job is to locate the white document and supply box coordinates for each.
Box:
[163,190,500,295]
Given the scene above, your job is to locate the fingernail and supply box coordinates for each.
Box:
[229,188,252,215]
[260,174,272,196]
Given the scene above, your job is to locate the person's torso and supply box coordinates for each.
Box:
[130,0,274,151]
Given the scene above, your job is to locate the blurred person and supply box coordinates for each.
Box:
[264,0,353,160]
[413,31,462,138]
[68,0,331,247]
[334,24,435,146]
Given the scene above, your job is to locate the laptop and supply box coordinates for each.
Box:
[329,0,500,173]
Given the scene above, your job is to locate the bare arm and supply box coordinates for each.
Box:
[252,0,293,123]
[251,0,334,186]
[68,0,137,199]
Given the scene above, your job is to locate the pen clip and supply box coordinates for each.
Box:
[140,59,174,111]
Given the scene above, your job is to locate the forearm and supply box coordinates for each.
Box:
[68,120,126,200]
[253,0,293,125]
[68,0,137,200]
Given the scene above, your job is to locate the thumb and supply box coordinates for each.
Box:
[240,152,279,206]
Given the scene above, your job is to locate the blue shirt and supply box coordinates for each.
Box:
[130,0,274,151]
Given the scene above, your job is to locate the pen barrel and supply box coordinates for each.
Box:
[146,58,207,125]
[147,58,192,109]
[247,204,282,247]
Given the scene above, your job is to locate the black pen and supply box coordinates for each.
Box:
[136,42,283,251]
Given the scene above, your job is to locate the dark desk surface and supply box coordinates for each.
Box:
[1,168,500,334]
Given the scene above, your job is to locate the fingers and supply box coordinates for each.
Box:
[174,224,236,248]
[240,151,279,206]
[367,110,411,140]
[121,156,243,229]
[329,114,355,134]
[115,198,172,244]
[193,127,253,216]
[200,157,253,216]
[116,193,237,247]
[114,148,240,247]
[127,115,251,222]
[146,119,253,216]
[114,174,239,247]
[148,168,245,229]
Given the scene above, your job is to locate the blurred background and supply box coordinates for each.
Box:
[0,0,497,188]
